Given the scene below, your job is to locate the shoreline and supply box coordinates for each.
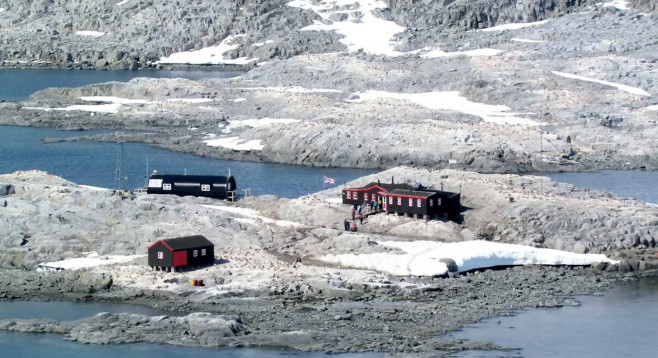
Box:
[1,168,657,355]
[2,266,653,355]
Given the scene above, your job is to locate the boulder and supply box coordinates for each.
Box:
[439,258,458,272]
[0,184,15,196]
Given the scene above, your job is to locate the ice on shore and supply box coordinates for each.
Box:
[38,252,143,271]
[321,240,617,276]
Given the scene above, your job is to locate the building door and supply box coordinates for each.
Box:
[173,250,187,267]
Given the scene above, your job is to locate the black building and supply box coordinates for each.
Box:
[147,235,214,272]
[147,174,237,200]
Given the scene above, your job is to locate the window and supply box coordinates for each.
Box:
[429,199,433,207]
[193,250,198,257]
[346,191,351,200]
[364,193,369,202]
[157,251,163,260]
[201,248,206,256]
[201,184,210,191]
[397,197,402,205]
[163,183,172,190]
[388,197,393,204]
[408,198,412,207]
[417,199,422,208]
[437,198,442,206]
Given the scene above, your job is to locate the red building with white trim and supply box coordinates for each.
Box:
[342,179,461,221]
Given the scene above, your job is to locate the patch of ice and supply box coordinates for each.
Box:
[238,86,342,94]
[552,71,651,96]
[201,205,303,227]
[478,20,549,32]
[511,38,547,43]
[320,240,617,276]
[602,0,629,10]
[39,252,144,270]
[347,90,537,125]
[75,31,106,37]
[158,35,258,65]
[203,136,265,151]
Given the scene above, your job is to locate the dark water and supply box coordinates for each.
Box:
[0,125,376,198]
[0,301,382,358]
[544,170,658,204]
[0,68,242,101]
[445,276,658,358]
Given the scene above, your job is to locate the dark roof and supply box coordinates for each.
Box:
[344,182,414,192]
[384,189,437,199]
[149,235,213,251]
[150,174,234,183]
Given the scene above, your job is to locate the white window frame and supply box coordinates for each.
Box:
[201,184,210,192]
[397,197,402,206]
[157,251,163,260]
[163,183,172,191]
[347,191,351,200]
[193,250,198,257]
[388,197,393,204]
[429,199,433,207]
[417,199,422,208]
[409,198,413,207]
[201,248,206,256]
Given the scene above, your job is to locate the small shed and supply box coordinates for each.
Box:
[147,235,214,272]
[147,174,237,200]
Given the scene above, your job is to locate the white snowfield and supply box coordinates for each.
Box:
[38,252,143,271]
[75,31,106,37]
[347,90,537,126]
[157,35,257,65]
[203,136,265,151]
[22,96,212,115]
[551,71,651,97]
[321,240,617,276]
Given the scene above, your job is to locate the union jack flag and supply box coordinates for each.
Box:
[323,175,335,185]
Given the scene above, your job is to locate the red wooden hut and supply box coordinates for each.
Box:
[148,235,214,272]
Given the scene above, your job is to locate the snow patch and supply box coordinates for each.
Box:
[201,205,303,227]
[75,31,106,37]
[39,252,143,271]
[420,48,503,58]
[158,35,258,65]
[347,90,537,125]
[552,71,651,96]
[203,136,265,151]
[511,38,547,43]
[602,0,629,10]
[289,0,407,56]
[479,20,549,32]
[320,240,617,276]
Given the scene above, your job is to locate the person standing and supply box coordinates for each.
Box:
[344,219,350,231]
[351,208,356,221]
[359,213,364,224]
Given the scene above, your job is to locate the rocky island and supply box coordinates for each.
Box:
[1,0,657,356]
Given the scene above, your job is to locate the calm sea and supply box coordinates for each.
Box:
[0,68,242,102]
[1,69,657,357]
[0,125,375,198]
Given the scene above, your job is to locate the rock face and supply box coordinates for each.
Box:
[0,0,604,69]
[0,312,250,346]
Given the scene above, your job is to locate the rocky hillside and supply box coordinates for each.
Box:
[0,0,609,69]
[0,0,656,173]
